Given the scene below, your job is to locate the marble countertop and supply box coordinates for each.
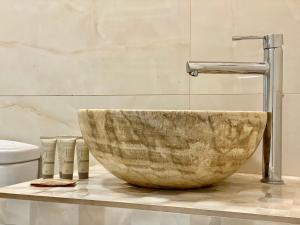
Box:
[1,166,300,224]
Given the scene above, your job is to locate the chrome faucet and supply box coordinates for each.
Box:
[186,34,284,184]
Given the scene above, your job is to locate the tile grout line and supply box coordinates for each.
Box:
[0,93,299,97]
[0,93,266,97]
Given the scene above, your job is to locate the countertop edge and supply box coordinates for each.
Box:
[1,192,299,224]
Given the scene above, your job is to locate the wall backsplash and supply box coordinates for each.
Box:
[0,0,299,176]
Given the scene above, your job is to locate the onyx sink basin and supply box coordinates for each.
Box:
[79,109,267,189]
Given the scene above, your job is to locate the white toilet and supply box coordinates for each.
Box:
[0,140,40,187]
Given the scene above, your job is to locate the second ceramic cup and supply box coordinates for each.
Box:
[57,136,76,179]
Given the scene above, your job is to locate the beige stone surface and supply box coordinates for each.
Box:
[1,0,300,183]
[1,165,300,224]
[79,109,266,188]
[190,94,263,174]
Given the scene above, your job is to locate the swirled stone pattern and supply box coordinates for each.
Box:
[79,109,267,189]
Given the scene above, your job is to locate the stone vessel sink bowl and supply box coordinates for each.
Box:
[79,109,267,189]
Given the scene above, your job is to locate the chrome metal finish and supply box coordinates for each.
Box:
[264,34,284,49]
[186,62,269,76]
[187,34,284,184]
[232,34,284,49]
[232,35,265,41]
[261,35,284,184]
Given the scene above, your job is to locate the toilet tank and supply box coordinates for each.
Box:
[0,140,40,187]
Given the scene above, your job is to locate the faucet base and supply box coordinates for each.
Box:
[260,178,284,185]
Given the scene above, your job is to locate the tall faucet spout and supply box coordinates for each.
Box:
[186,61,269,76]
[187,34,284,185]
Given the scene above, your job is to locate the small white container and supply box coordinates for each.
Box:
[76,138,89,179]
[40,137,57,179]
[57,137,76,179]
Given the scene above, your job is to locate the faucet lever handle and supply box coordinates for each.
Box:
[232,35,265,41]
[232,34,283,49]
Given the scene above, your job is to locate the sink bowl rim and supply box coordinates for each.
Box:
[79,109,266,114]
[79,109,267,189]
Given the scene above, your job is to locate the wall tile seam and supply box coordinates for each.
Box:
[0,94,265,97]
[0,93,299,97]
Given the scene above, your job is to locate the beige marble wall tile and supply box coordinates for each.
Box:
[190,94,263,111]
[190,0,300,94]
[30,201,79,225]
[0,95,188,145]
[0,199,31,225]
[78,205,106,225]
[79,206,190,225]
[0,0,189,95]
[282,94,300,176]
